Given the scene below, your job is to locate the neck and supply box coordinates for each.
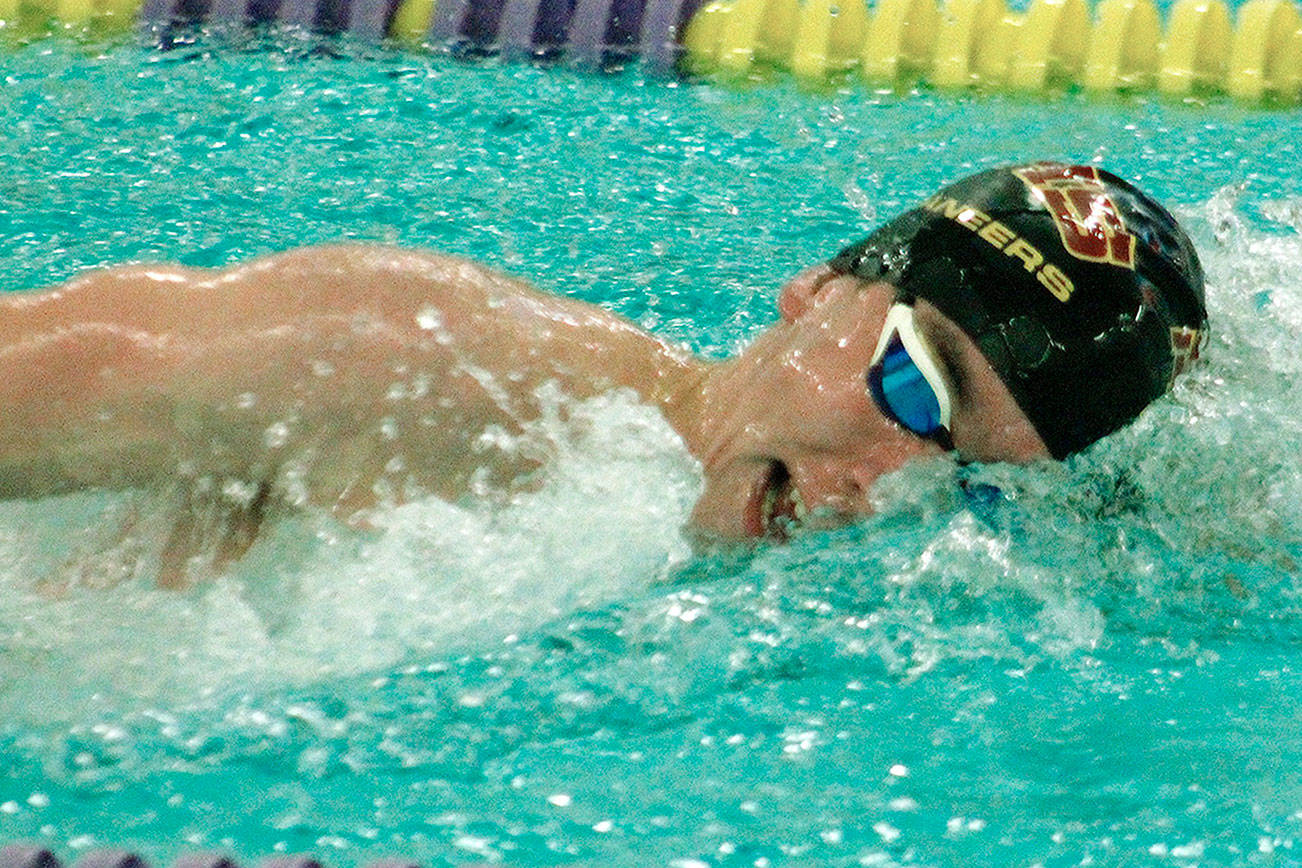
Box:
[650,351,759,473]
[643,356,716,460]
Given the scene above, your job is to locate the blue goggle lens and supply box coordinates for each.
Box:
[867,333,946,438]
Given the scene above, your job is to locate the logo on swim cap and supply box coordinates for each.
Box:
[1169,325,1203,382]
[1012,164,1138,270]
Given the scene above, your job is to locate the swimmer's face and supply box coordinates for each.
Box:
[689,265,1050,539]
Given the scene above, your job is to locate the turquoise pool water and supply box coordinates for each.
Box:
[3,30,1302,867]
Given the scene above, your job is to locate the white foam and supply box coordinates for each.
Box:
[0,388,700,721]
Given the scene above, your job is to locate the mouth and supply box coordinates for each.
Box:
[749,461,806,539]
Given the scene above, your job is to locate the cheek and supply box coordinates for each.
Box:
[796,371,893,446]
[959,418,1049,464]
[789,318,878,382]
[951,384,1050,464]
[783,336,885,421]
[743,303,886,426]
[778,351,866,419]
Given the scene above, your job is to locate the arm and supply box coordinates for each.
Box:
[0,278,194,498]
[0,244,702,513]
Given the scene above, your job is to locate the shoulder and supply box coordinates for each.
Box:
[252,243,513,286]
[232,243,546,314]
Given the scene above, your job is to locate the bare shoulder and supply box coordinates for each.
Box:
[232,243,541,303]
[246,242,502,283]
[215,243,597,330]
[8,244,558,338]
[248,243,643,337]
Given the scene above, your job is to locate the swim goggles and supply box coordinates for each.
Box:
[866,302,955,451]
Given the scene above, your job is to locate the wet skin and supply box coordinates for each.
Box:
[684,264,1050,539]
[0,245,1049,579]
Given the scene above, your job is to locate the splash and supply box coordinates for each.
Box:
[0,388,701,722]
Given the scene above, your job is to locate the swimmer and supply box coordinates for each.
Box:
[0,162,1206,579]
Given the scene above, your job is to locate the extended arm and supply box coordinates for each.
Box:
[0,244,703,514]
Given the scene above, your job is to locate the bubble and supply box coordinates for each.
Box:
[221,478,261,506]
[263,421,290,448]
[415,306,443,331]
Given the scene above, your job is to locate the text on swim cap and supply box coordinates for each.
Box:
[920,194,1076,302]
[1012,165,1138,270]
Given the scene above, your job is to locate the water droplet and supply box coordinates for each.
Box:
[370,476,395,502]
[264,421,290,448]
[279,461,310,507]
[221,478,260,506]
[416,306,443,331]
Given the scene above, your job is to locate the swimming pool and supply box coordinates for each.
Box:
[2,25,1302,867]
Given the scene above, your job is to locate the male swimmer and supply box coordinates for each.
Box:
[0,162,1207,563]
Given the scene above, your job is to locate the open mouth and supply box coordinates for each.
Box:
[758,461,804,539]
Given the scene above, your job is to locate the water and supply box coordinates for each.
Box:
[2,30,1302,867]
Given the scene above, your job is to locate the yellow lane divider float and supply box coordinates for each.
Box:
[0,0,141,35]
[684,0,1302,102]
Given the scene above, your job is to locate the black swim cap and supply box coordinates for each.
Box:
[829,162,1208,459]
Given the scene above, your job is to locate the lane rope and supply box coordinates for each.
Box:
[685,0,1302,101]
[0,0,1295,118]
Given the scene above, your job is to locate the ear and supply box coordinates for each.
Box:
[777,265,835,322]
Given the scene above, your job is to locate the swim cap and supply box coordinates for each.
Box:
[828,162,1208,459]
